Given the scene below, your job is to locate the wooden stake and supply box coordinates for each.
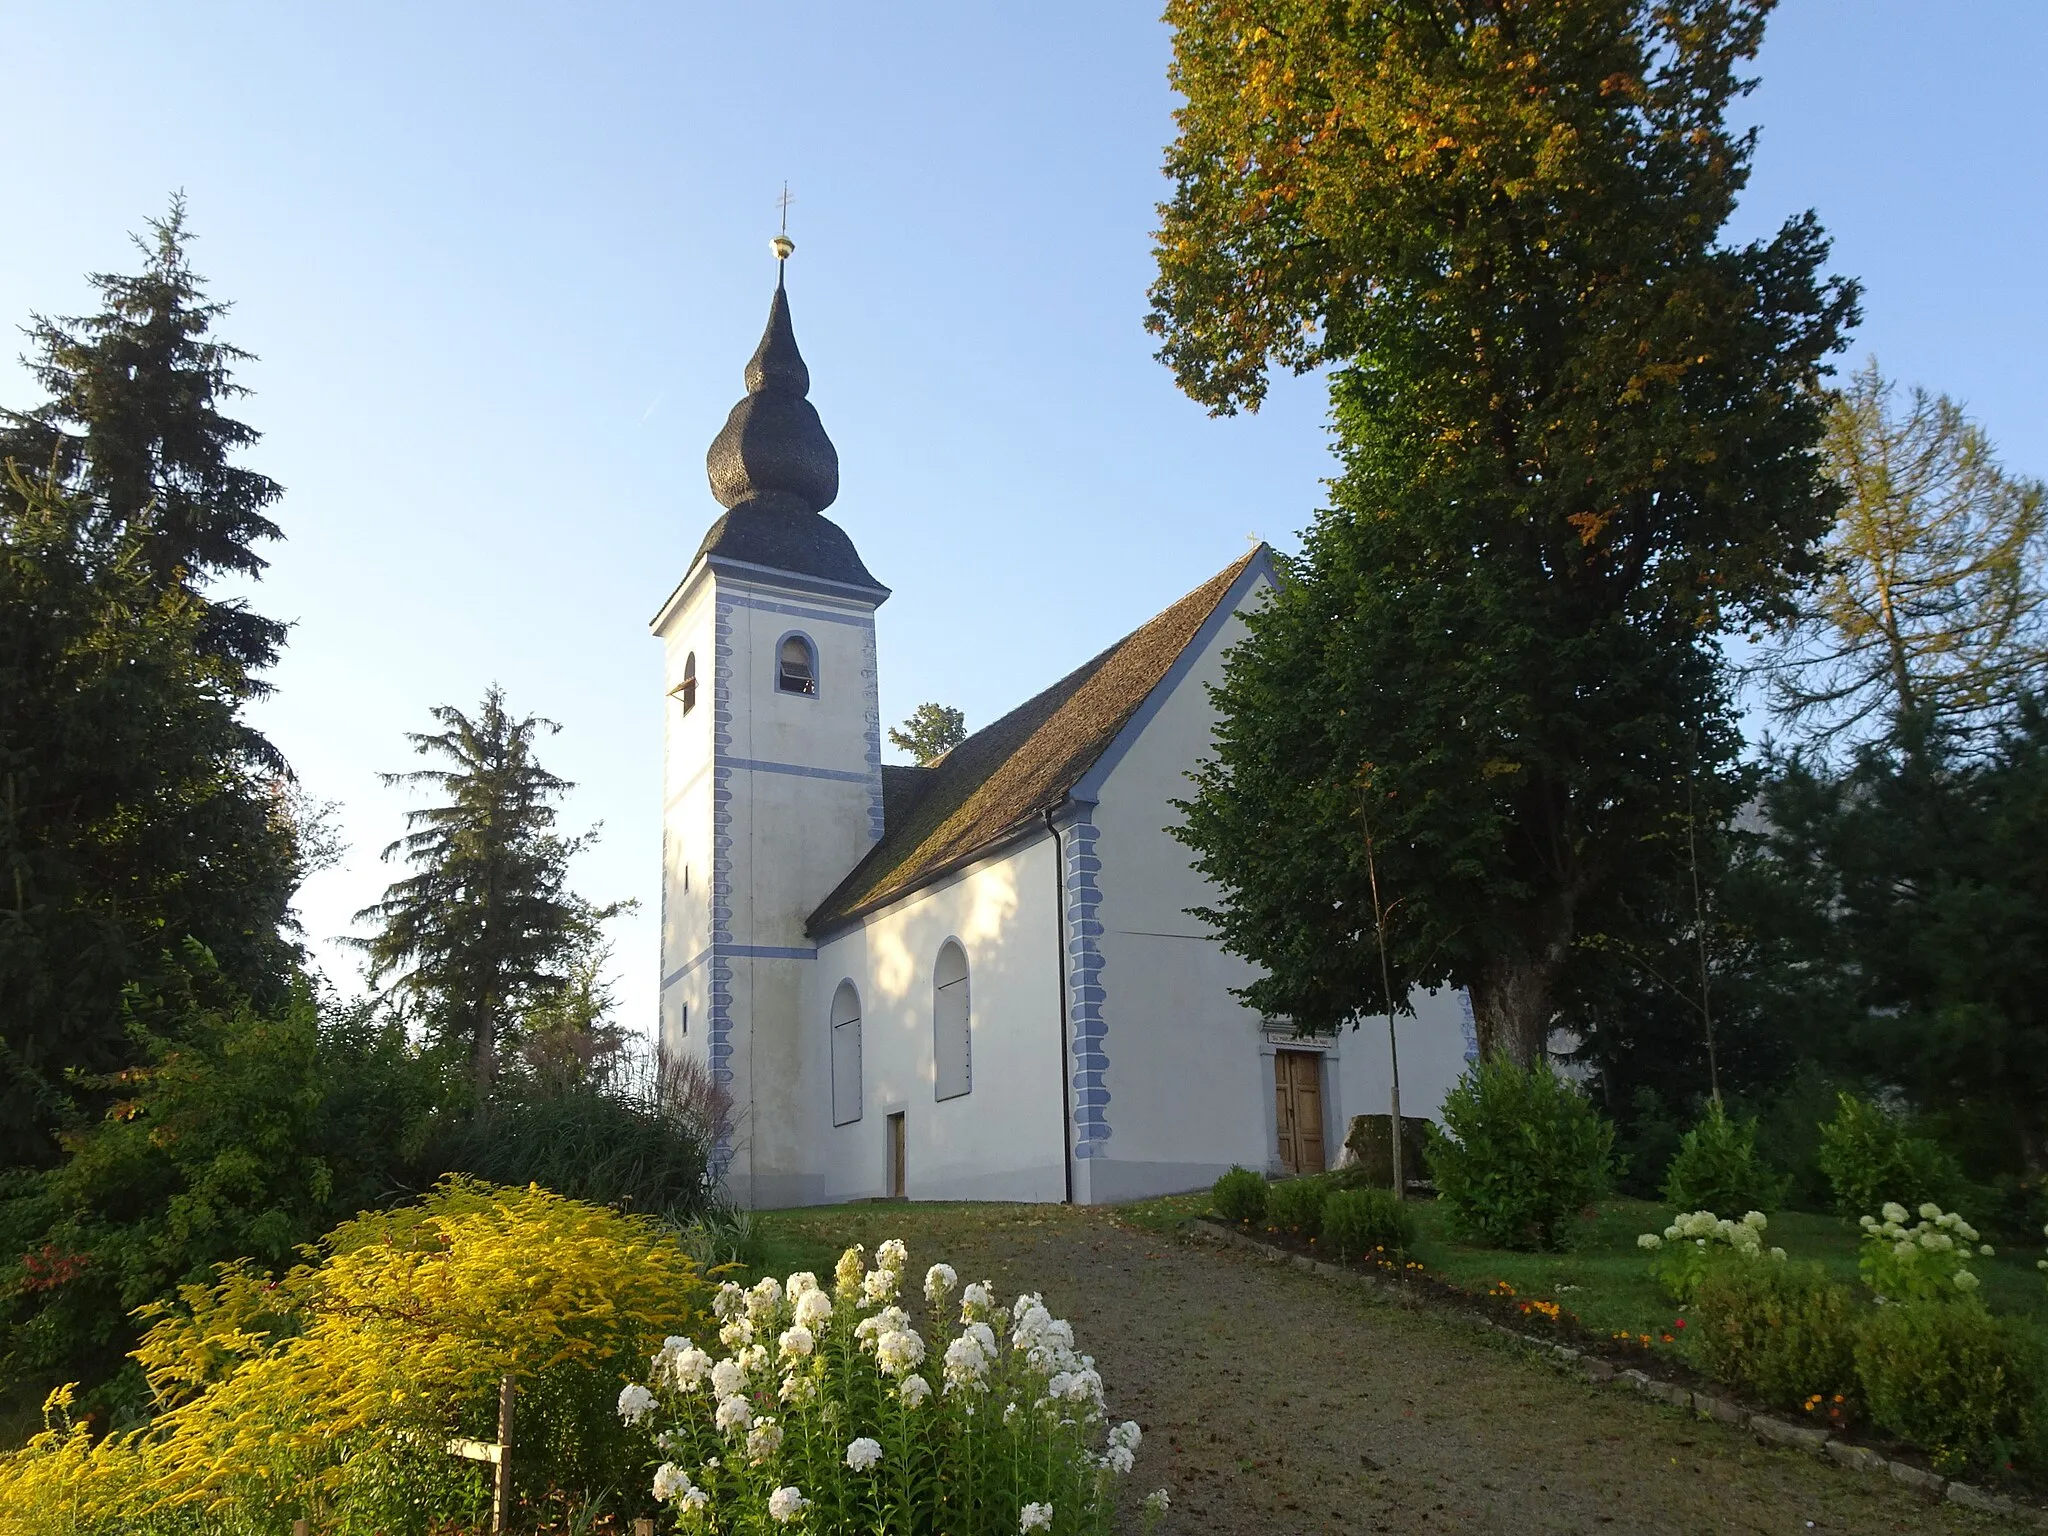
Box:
[493,1374,515,1535]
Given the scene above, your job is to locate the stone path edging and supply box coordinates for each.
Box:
[1181,1216,2047,1528]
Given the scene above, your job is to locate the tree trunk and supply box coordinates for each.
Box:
[1468,947,1562,1068]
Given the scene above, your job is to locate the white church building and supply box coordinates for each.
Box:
[653,265,1476,1208]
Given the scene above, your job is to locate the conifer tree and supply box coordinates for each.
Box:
[354,688,623,1098]
[0,195,286,686]
[0,468,297,1165]
[1153,1,1856,1063]
[1766,359,2048,755]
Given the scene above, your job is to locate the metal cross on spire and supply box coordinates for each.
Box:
[772,183,795,263]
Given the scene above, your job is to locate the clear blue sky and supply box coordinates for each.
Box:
[5,2,2043,1034]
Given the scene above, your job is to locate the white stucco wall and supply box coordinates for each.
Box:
[653,561,886,1208]
[799,837,1068,1206]
[1079,570,1474,1202]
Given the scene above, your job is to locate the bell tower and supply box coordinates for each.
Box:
[650,241,888,1203]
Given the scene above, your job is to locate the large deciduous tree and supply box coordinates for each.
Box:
[354,688,622,1098]
[888,703,968,766]
[1765,359,2048,755]
[1154,1,1856,1062]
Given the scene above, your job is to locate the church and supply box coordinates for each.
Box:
[652,256,1477,1208]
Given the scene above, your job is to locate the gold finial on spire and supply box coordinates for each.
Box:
[771,182,795,262]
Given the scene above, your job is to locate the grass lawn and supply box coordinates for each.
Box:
[1116,1188,2048,1347]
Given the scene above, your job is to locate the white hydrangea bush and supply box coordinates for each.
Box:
[1637,1210,1787,1302]
[1857,1201,1994,1304]
[617,1239,1170,1534]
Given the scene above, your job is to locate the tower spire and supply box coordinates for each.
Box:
[684,217,885,597]
[705,230,837,516]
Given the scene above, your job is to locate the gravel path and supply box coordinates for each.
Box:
[767,1202,2017,1535]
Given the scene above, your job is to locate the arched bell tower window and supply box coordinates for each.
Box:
[934,941,970,1101]
[777,632,818,696]
[830,980,863,1126]
[675,651,698,715]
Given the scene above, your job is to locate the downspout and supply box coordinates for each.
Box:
[1044,806,1076,1205]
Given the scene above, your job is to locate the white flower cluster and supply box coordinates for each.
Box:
[617,1239,1157,1529]
[617,1382,656,1425]
[651,1462,710,1514]
[1012,1293,1106,1417]
[1637,1209,1786,1261]
[1859,1201,1992,1298]
[2038,1220,2047,1276]
[1103,1417,1142,1474]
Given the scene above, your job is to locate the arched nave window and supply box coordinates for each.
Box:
[933,941,971,1101]
[677,651,697,714]
[830,979,863,1126]
[777,633,818,696]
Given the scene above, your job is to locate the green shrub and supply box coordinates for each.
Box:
[1211,1166,1268,1224]
[1857,1202,1991,1304]
[1639,1209,1787,1305]
[1426,1056,1615,1251]
[1321,1187,1417,1260]
[678,1201,765,1271]
[1662,1100,1788,1215]
[1688,1259,1861,1410]
[420,1074,715,1223]
[1855,1300,2044,1474]
[1266,1174,1329,1236]
[1817,1093,1964,1217]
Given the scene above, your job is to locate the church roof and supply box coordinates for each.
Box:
[808,549,1265,934]
[693,273,887,596]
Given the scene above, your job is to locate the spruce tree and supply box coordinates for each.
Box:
[0,468,297,1165]
[354,688,622,1098]
[1152,1,1856,1062]
[0,195,286,686]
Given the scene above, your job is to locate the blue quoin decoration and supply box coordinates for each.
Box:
[1064,817,1110,1157]
[707,592,739,1176]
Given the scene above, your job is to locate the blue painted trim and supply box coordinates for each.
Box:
[728,593,876,630]
[1458,989,1480,1063]
[723,756,871,784]
[860,620,885,842]
[727,943,818,961]
[1063,817,1111,1158]
[661,948,714,990]
[707,593,739,1177]
[1069,547,1277,804]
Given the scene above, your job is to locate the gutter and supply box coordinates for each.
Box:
[1043,805,1076,1206]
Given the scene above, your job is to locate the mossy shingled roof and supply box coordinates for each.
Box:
[807,550,1261,934]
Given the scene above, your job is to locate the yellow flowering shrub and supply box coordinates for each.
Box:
[0,1179,711,1535]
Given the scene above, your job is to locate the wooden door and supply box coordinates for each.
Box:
[1275,1050,1326,1174]
[887,1112,906,1198]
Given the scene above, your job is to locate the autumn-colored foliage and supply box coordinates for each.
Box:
[0,1179,711,1535]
